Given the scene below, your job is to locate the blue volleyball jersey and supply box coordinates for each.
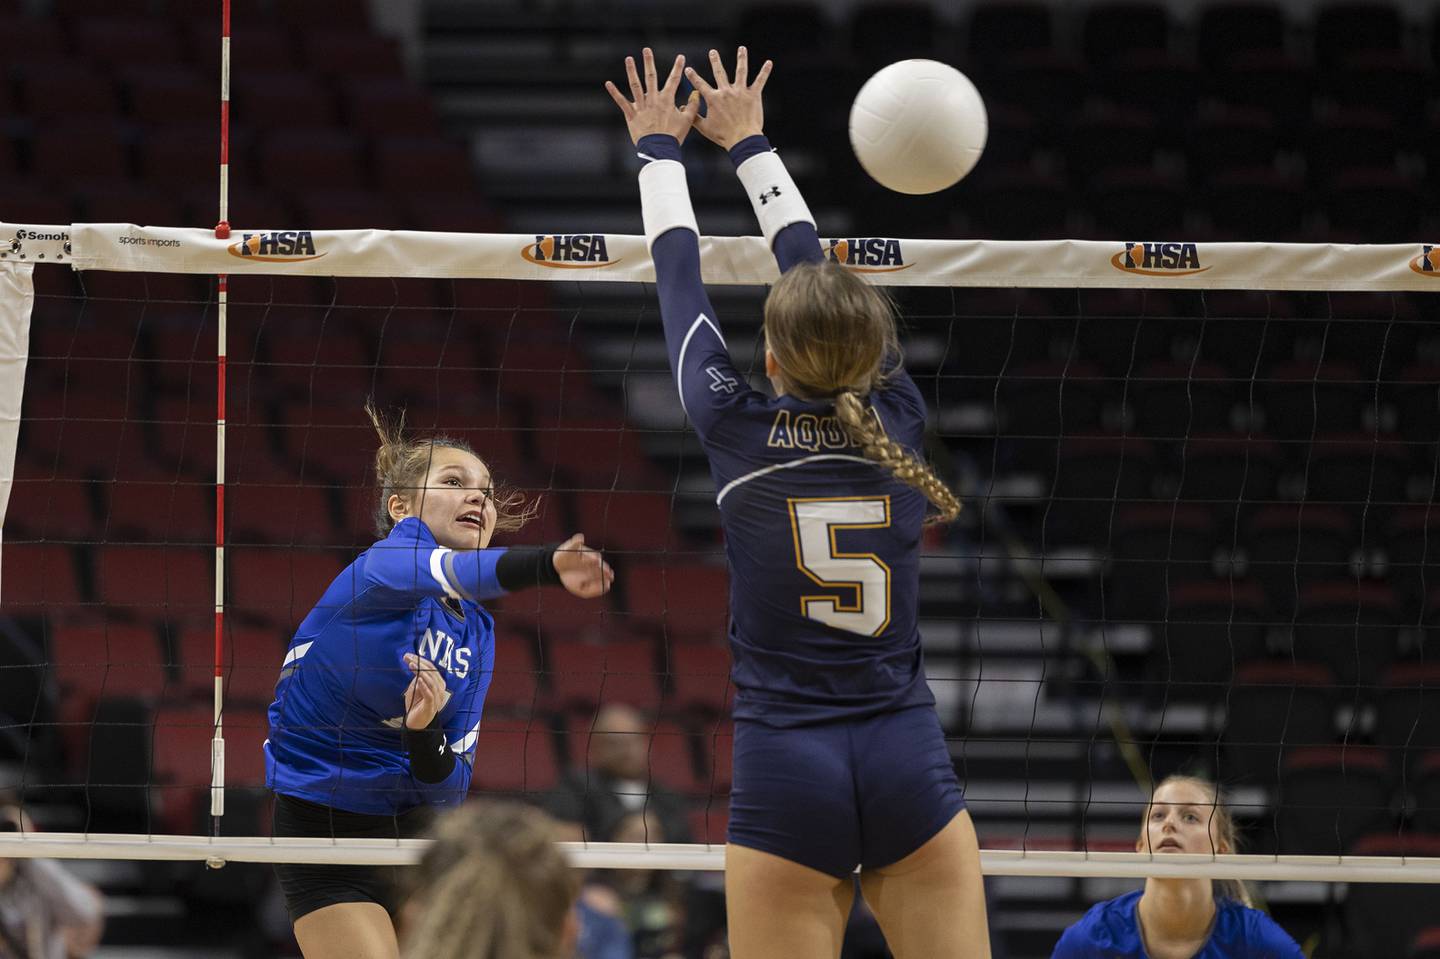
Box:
[265,517,504,814]
[1052,891,1305,958]
[647,141,935,727]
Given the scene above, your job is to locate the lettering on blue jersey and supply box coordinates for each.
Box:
[707,366,739,394]
[419,628,471,679]
[766,410,858,452]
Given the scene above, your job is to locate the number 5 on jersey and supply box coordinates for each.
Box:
[788,496,892,637]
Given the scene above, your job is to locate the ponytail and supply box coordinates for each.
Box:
[834,390,962,524]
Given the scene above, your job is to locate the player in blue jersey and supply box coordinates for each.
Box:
[606,48,989,959]
[1053,776,1304,959]
[266,404,613,959]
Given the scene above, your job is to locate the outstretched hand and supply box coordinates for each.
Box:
[606,47,701,146]
[687,46,772,150]
[403,653,452,730]
[553,533,614,598]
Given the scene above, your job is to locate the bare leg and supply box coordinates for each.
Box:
[293,902,400,959]
[859,811,991,959]
[725,843,855,959]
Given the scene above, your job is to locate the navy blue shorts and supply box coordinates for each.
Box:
[727,705,965,879]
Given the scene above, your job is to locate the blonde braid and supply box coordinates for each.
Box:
[834,390,961,524]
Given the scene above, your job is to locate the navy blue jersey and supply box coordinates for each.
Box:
[1053,891,1305,958]
[265,517,503,814]
[645,137,935,727]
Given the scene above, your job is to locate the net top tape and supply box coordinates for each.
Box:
[3,223,1440,291]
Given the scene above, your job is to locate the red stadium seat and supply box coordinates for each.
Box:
[626,563,730,641]
[0,15,68,64]
[105,475,214,545]
[483,636,541,713]
[226,480,337,547]
[256,131,368,193]
[0,543,84,612]
[374,139,475,196]
[226,547,347,627]
[666,642,732,716]
[489,583,615,638]
[1293,580,1402,686]
[1277,746,1392,855]
[1244,505,1356,615]
[72,17,182,70]
[175,625,284,706]
[123,66,212,129]
[1220,659,1337,789]
[1107,504,1216,623]
[17,63,120,121]
[151,704,268,833]
[299,32,404,78]
[571,491,682,558]
[230,74,338,132]
[339,79,440,136]
[545,638,661,713]
[532,419,668,492]
[1306,432,1410,507]
[94,546,213,620]
[49,622,168,703]
[470,715,561,796]
[4,475,101,543]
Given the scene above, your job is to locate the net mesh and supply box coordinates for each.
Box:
[3,243,1440,959]
[5,258,1439,859]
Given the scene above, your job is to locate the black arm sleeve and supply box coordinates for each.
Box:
[404,717,457,784]
[494,545,564,591]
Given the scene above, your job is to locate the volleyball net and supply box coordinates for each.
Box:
[2,224,1440,885]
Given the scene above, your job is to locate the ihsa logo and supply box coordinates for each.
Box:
[1110,242,1209,276]
[1408,245,1440,277]
[521,234,617,268]
[227,231,326,262]
[825,238,911,273]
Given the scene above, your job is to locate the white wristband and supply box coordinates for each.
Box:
[735,150,816,249]
[638,159,699,252]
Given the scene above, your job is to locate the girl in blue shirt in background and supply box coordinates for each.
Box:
[266,405,613,959]
[1053,776,1304,959]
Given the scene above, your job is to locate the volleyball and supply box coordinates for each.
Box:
[848,59,988,195]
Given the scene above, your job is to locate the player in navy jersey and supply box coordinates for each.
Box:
[606,48,989,958]
[266,404,612,959]
[1053,776,1304,959]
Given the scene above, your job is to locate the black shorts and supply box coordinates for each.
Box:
[271,793,435,925]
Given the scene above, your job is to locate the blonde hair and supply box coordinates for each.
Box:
[1144,774,1252,907]
[400,801,579,959]
[365,401,535,538]
[763,262,961,523]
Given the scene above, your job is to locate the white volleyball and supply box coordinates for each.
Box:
[848,59,989,195]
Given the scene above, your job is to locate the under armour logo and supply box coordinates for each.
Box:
[706,366,738,394]
[758,186,782,205]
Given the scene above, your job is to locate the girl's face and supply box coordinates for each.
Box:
[1137,780,1228,855]
[389,446,497,550]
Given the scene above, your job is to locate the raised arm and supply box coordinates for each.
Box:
[607,49,752,437]
[358,524,611,609]
[687,48,823,274]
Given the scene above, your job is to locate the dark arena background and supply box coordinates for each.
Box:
[2,0,1440,956]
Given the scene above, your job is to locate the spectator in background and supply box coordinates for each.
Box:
[0,800,105,959]
[547,704,693,845]
[1052,775,1302,958]
[397,800,578,959]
